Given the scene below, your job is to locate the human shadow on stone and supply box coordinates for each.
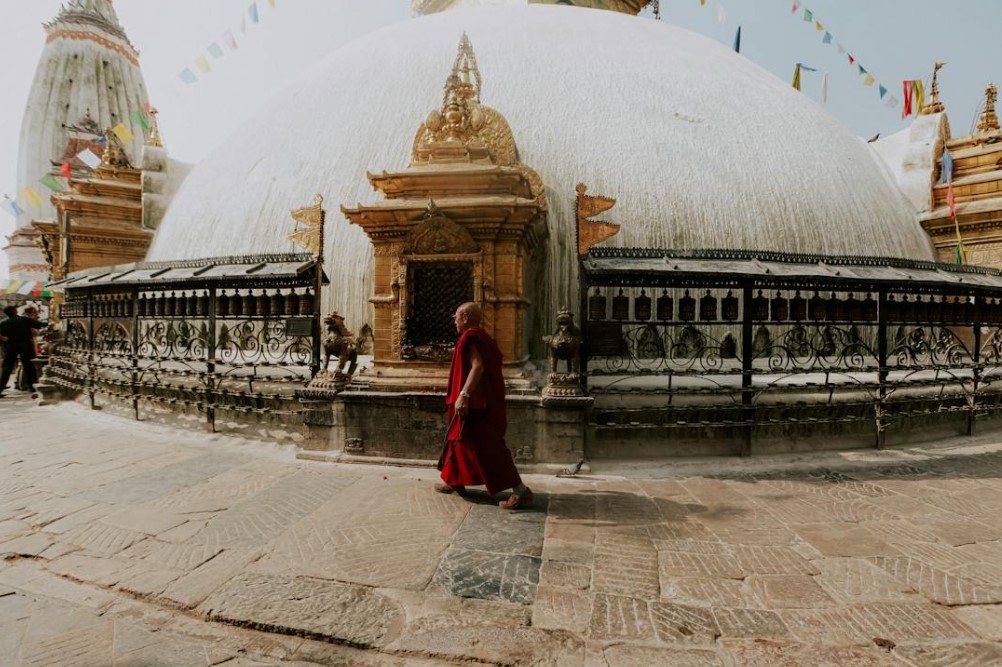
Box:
[458,488,550,514]
[546,489,709,528]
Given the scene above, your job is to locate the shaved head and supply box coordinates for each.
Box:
[458,302,481,325]
[453,301,482,332]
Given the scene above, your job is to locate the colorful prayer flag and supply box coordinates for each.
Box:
[902,80,914,118]
[194,55,211,74]
[837,43,846,54]
[947,180,956,218]
[1,197,24,217]
[223,30,238,50]
[792,64,802,91]
[716,2,726,23]
[39,174,66,193]
[59,162,72,178]
[112,122,134,143]
[914,79,926,114]
[878,84,888,98]
[848,54,855,65]
[179,68,197,84]
[268,0,276,6]
[822,73,828,104]
[863,74,875,86]
[815,20,823,32]
[700,0,706,5]
[858,65,867,75]
[248,2,259,23]
[130,109,150,131]
[733,25,741,53]
[208,42,224,59]
[20,187,44,208]
[955,243,965,265]
[941,149,954,185]
[822,31,832,44]
[143,101,151,112]
[791,0,800,13]
[803,9,813,22]
[77,148,101,169]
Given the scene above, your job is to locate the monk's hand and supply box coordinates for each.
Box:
[456,392,469,416]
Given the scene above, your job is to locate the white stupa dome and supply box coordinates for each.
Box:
[149,5,934,332]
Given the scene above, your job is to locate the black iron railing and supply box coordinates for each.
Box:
[47,255,323,431]
[581,250,1002,453]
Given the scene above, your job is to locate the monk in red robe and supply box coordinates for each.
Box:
[436,302,533,509]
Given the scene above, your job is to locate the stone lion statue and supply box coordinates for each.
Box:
[543,307,581,375]
[322,312,358,381]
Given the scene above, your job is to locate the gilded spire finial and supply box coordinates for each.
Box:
[922,61,946,115]
[452,33,481,102]
[978,82,999,134]
[146,107,163,148]
[439,33,481,143]
[411,32,521,167]
[99,127,132,170]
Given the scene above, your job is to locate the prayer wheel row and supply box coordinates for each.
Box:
[588,289,740,323]
[59,289,315,320]
[59,297,132,319]
[137,289,314,318]
[588,288,1002,325]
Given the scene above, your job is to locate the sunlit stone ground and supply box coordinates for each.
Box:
[2,391,1002,665]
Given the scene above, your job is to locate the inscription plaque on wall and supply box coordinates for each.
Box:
[588,321,625,356]
[285,318,313,337]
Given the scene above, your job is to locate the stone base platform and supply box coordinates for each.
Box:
[298,388,591,465]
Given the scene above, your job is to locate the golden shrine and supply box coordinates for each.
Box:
[33,123,156,282]
[921,79,1002,266]
[342,34,548,388]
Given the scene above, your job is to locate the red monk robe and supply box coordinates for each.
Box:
[437,326,522,496]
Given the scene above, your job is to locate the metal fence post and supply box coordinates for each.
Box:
[741,282,754,457]
[876,288,888,449]
[970,307,982,436]
[206,286,217,433]
[87,288,96,410]
[131,286,140,421]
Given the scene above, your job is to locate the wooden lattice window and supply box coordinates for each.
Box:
[406,263,473,346]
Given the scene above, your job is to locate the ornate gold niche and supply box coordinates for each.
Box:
[342,33,547,388]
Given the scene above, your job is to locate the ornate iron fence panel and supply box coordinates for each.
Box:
[581,253,1002,453]
[48,259,321,431]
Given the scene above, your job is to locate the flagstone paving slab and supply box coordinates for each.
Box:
[6,396,1002,664]
[198,572,403,648]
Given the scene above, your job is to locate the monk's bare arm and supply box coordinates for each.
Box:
[456,343,484,415]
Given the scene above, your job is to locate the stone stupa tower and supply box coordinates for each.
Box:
[6,0,149,281]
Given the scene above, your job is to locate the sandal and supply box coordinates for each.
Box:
[434,483,466,496]
[499,488,534,510]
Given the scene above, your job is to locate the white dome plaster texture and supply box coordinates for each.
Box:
[149,5,934,332]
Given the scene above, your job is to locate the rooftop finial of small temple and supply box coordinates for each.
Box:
[146,107,164,148]
[451,33,481,103]
[922,61,946,115]
[978,82,1000,134]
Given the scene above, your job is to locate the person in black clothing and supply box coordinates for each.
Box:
[0,305,46,397]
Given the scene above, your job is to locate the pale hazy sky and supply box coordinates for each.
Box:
[1,0,1000,281]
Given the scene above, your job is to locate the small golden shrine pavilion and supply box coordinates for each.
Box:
[342,35,548,388]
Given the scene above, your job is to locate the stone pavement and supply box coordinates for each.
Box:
[3,393,1002,665]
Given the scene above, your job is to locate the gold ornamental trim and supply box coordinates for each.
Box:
[46,29,139,67]
[288,194,325,258]
[576,183,619,257]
